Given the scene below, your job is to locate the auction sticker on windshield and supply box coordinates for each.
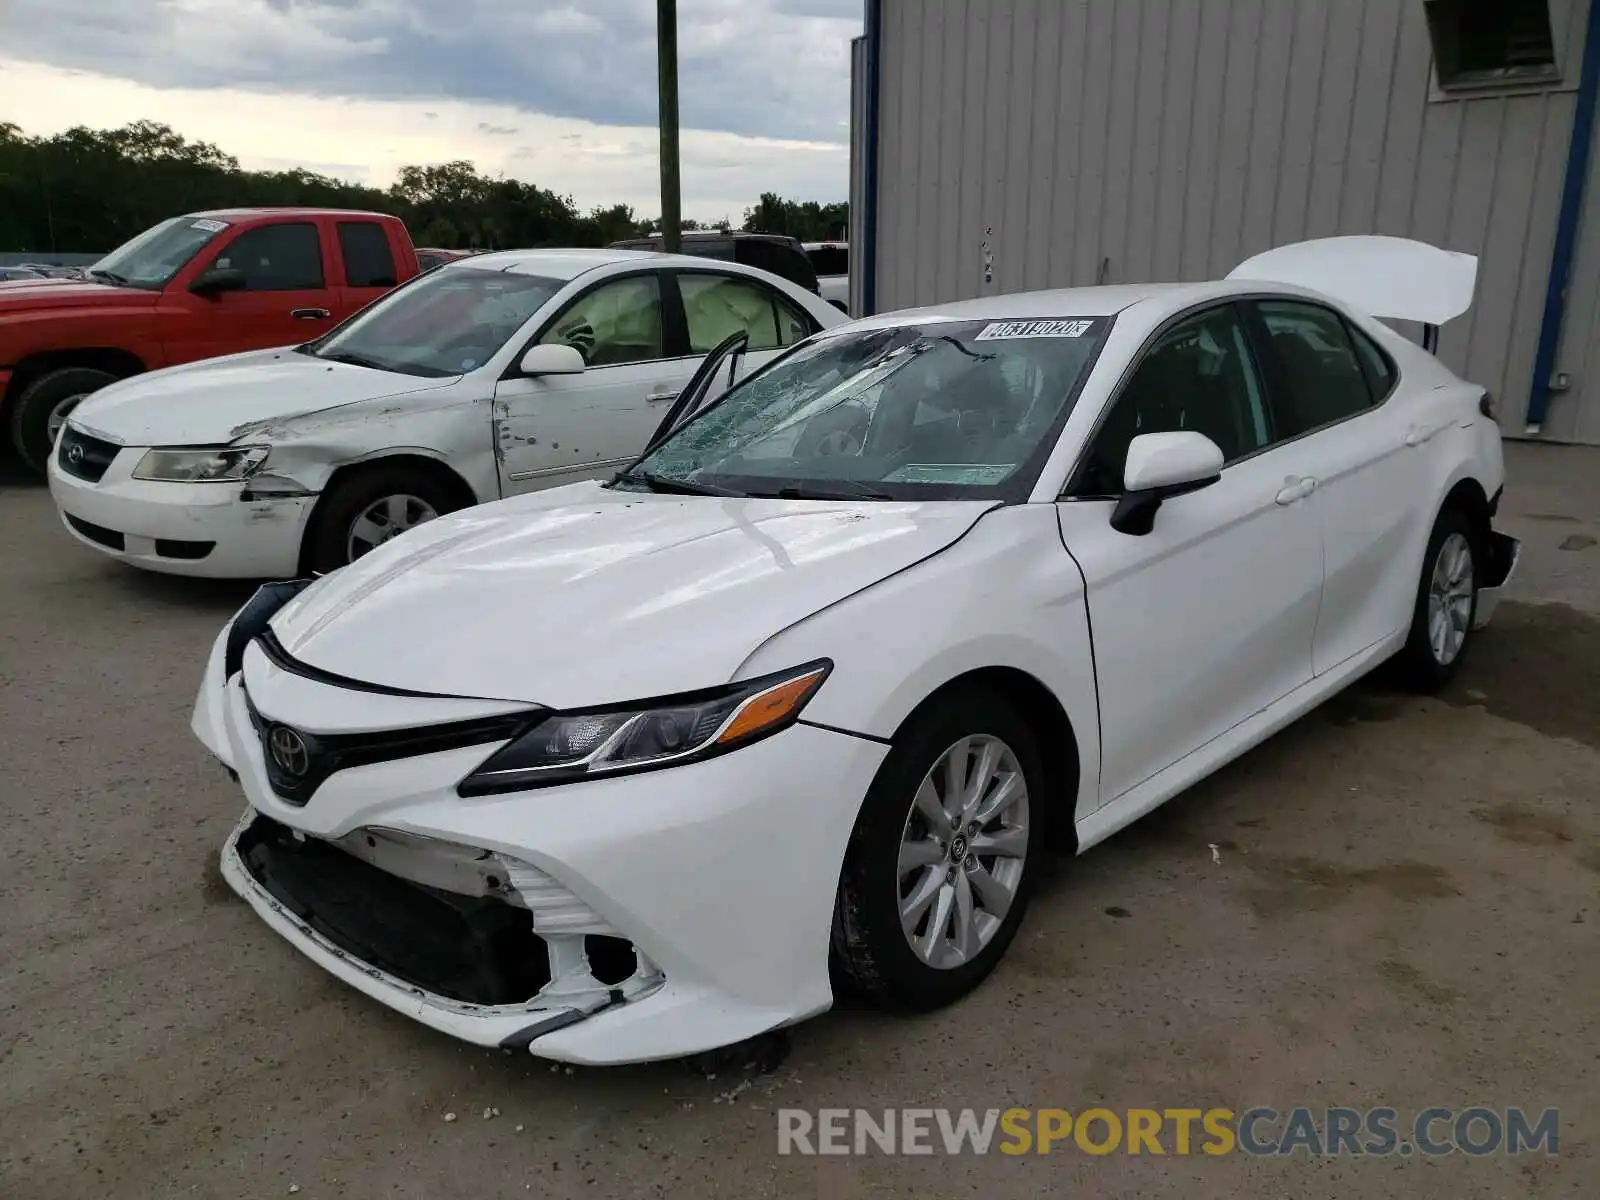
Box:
[886,464,1017,484]
[974,318,1098,341]
[190,219,230,233]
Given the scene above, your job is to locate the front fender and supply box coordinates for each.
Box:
[736,504,1102,820]
[233,390,499,503]
[0,303,159,364]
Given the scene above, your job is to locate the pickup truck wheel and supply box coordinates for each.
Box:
[304,465,463,575]
[9,366,120,475]
[831,688,1041,1010]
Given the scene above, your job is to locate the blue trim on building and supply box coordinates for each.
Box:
[861,0,883,317]
[1528,0,1600,429]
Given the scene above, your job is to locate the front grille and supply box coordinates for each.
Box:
[243,686,532,806]
[57,426,121,483]
[64,513,124,550]
[238,813,551,1005]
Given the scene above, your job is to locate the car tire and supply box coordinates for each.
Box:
[8,366,120,476]
[831,687,1043,1011]
[303,464,465,576]
[1394,506,1480,692]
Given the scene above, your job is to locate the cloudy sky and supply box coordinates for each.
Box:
[0,0,861,221]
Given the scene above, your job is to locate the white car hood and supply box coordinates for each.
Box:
[70,347,459,446]
[269,481,998,707]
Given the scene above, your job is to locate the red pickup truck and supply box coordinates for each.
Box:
[0,207,420,474]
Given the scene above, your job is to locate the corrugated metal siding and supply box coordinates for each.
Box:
[867,0,1598,442]
[1550,15,1600,444]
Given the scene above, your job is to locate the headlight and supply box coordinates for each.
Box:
[133,445,270,482]
[457,660,831,796]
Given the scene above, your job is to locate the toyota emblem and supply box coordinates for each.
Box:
[268,725,311,777]
[66,443,84,465]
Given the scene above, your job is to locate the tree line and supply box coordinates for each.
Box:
[0,120,849,255]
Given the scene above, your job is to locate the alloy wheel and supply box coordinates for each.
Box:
[1427,531,1474,666]
[346,493,439,562]
[896,734,1030,970]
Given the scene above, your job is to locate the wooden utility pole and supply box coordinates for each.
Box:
[657,0,682,252]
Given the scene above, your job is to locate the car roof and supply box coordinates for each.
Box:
[840,281,1257,329]
[184,207,394,220]
[455,246,805,282]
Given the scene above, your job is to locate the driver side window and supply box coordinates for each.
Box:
[1076,304,1269,495]
[540,276,664,367]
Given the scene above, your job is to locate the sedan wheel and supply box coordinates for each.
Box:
[1426,531,1474,666]
[304,464,464,576]
[346,493,440,561]
[1396,507,1479,691]
[898,735,1029,969]
[833,688,1043,1010]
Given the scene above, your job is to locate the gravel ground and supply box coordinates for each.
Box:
[1,442,1596,1199]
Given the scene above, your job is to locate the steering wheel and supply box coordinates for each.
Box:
[795,402,872,458]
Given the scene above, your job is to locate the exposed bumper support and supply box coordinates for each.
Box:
[1473,531,1521,630]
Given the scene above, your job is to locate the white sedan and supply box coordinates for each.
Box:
[48,248,842,577]
[192,237,1518,1065]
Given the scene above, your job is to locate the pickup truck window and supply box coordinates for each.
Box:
[90,216,230,289]
[338,221,398,288]
[306,266,563,378]
[214,223,325,291]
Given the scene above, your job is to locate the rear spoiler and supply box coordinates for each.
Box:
[1227,236,1478,351]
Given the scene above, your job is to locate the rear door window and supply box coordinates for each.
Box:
[1349,323,1398,400]
[338,221,398,288]
[1252,301,1378,436]
[678,273,814,352]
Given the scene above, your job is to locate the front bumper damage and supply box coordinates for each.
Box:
[198,621,891,1064]
[222,809,663,1051]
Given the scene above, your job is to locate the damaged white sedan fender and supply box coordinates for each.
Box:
[193,238,1520,1065]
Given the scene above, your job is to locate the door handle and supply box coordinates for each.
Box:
[1404,423,1443,447]
[645,390,678,403]
[291,307,331,320]
[1274,477,1316,505]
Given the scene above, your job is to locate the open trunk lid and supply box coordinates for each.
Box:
[1228,236,1478,326]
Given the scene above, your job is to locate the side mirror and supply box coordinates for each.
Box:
[1110,431,1224,536]
[518,343,587,377]
[191,266,246,297]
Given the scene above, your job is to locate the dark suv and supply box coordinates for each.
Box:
[609,232,821,296]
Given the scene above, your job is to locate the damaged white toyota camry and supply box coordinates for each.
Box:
[193,238,1519,1065]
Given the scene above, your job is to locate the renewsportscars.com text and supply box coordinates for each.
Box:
[776,1106,1560,1157]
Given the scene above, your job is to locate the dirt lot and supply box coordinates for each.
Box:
[2,443,1596,1199]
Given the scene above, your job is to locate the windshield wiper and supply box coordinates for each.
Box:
[87,268,129,285]
[768,481,895,501]
[614,469,744,497]
[317,350,388,371]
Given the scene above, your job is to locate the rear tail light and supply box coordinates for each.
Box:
[1479,392,1496,419]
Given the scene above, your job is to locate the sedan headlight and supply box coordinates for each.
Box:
[133,445,270,483]
[457,661,831,796]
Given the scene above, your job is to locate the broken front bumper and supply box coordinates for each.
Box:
[1473,529,1521,629]
[200,628,890,1065]
[221,809,663,1052]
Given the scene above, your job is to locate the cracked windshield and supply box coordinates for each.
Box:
[634,317,1110,498]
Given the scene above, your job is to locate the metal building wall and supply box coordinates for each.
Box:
[867,0,1598,442]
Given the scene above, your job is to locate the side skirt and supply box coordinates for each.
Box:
[1073,635,1402,854]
